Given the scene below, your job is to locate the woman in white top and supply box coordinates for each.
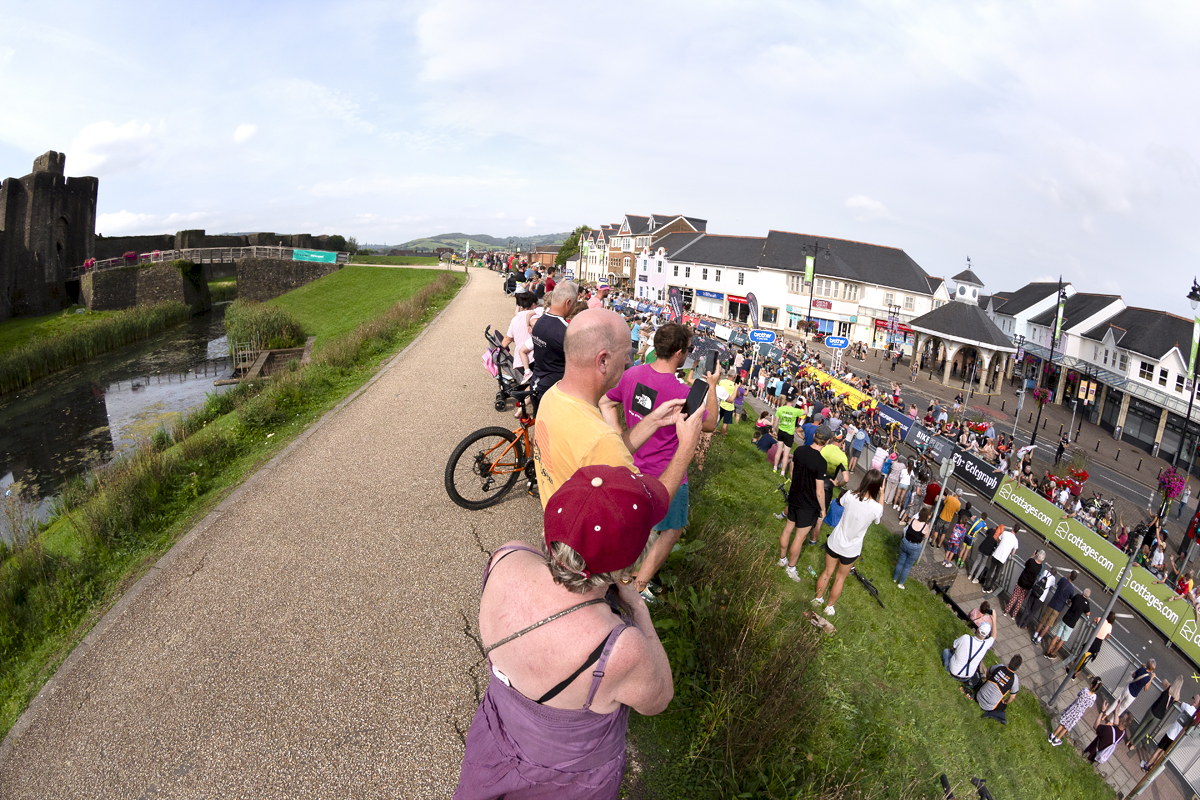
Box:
[812,469,885,617]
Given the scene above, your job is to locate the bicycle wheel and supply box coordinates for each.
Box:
[445,426,525,510]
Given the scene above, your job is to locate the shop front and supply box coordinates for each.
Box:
[871,318,915,353]
[787,304,830,333]
[694,289,724,318]
[727,294,750,323]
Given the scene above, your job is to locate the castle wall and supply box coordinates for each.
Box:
[236,257,341,302]
[94,234,177,260]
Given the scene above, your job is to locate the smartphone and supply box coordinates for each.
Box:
[703,351,717,377]
[684,379,710,418]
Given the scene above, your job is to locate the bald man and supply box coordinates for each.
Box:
[531,309,704,507]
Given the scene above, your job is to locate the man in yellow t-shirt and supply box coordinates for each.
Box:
[716,378,737,435]
[531,309,704,507]
[938,489,962,540]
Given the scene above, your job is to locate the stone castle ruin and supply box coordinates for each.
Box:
[0,151,98,321]
[0,150,344,322]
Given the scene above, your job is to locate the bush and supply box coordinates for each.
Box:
[223,300,305,351]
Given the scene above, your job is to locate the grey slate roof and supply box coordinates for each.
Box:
[1028,293,1121,329]
[659,233,765,269]
[990,282,1060,316]
[650,232,707,259]
[683,216,707,232]
[757,230,937,295]
[648,214,706,233]
[908,301,1015,350]
[1081,307,1194,360]
[623,215,650,235]
[952,268,985,286]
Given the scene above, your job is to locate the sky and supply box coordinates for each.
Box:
[1,0,1198,312]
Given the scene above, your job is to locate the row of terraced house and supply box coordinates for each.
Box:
[566,213,1199,468]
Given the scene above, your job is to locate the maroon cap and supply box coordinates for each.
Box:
[544,465,670,577]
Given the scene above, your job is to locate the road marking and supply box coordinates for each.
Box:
[1115,613,1134,619]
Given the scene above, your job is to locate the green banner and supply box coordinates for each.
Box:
[1189,316,1199,381]
[992,478,1123,587]
[991,477,1200,663]
[293,249,337,263]
[805,255,814,283]
[1123,564,1186,638]
[1054,297,1065,342]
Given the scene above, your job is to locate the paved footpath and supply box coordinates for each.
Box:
[0,268,538,799]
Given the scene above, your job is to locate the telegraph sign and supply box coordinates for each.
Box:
[749,329,776,343]
[824,336,850,349]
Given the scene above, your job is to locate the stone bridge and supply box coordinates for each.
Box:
[70,246,349,279]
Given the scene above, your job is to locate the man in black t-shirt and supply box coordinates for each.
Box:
[1045,587,1095,659]
[778,428,831,582]
[530,282,577,412]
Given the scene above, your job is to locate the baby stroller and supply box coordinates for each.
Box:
[483,326,527,411]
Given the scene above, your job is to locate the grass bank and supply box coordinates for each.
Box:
[268,265,451,346]
[0,269,464,739]
[351,254,441,266]
[209,278,237,303]
[629,420,1115,800]
[0,302,193,395]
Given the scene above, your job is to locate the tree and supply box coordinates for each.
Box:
[347,236,359,254]
[326,234,347,252]
[554,224,591,267]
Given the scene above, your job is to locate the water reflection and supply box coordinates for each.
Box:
[0,304,235,539]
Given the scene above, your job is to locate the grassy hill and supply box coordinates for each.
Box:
[363,231,569,252]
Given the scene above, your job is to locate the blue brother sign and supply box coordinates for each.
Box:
[749,329,776,343]
[824,336,850,349]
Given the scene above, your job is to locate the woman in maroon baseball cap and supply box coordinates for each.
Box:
[455,464,674,799]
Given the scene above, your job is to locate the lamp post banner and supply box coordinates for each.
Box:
[669,286,684,322]
[1190,316,1200,381]
[805,256,815,283]
[747,292,760,330]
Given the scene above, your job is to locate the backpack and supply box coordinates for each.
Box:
[1032,570,1054,598]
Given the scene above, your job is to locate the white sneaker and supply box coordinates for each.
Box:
[971,578,980,584]
[898,583,905,590]
[824,606,836,616]
[811,596,824,607]
[777,557,788,567]
[786,566,801,582]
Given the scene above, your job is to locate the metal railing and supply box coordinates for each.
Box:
[979,548,1200,792]
[69,246,349,279]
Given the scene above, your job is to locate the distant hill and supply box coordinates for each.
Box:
[363,231,570,252]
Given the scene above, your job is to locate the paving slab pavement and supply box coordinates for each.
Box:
[0,268,539,799]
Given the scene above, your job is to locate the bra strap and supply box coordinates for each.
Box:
[482,598,606,656]
[581,624,631,712]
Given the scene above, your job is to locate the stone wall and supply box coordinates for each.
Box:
[94,234,176,260]
[236,258,341,302]
[81,260,211,314]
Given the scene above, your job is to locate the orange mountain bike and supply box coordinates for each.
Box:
[445,388,538,509]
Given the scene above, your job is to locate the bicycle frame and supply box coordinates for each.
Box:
[480,406,535,478]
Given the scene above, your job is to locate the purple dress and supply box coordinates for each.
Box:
[455,546,634,799]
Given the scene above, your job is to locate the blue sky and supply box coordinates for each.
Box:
[2,1,1198,313]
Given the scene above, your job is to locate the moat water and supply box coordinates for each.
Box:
[0,303,235,540]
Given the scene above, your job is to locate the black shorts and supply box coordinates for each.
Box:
[825,541,857,566]
[1159,734,1174,751]
[779,429,795,446]
[787,504,821,527]
[719,408,734,424]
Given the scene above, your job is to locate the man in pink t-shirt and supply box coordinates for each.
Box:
[588,284,609,310]
[600,322,718,599]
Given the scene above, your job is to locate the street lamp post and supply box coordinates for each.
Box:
[1175,278,1200,480]
[1030,277,1067,448]
[806,241,829,339]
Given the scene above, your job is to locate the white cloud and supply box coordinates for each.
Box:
[96,209,209,235]
[845,195,894,221]
[68,120,164,175]
[233,124,257,143]
[526,217,536,228]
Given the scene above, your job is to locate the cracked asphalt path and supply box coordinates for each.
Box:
[0,268,541,799]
